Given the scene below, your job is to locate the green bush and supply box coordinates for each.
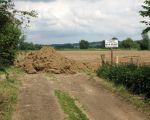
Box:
[97,64,150,99]
[0,23,21,65]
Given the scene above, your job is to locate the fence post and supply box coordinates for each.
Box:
[111,48,113,65]
[116,56,119,64]
[101,54,105,65]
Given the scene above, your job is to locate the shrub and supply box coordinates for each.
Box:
[0,23,21,65]
[97,63,150,99]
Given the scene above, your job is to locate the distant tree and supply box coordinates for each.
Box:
[53,43,74,49]
[19,39,42,50]
[120,38,139,49]
[138,33,150,50]
[79,40,89,49]
[112,37,118,40]
[101,40,105,48]
[140,0,150,33]
[62,44,74,49]
[19,42,32,50]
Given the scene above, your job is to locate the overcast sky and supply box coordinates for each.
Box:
[15,0,147,44]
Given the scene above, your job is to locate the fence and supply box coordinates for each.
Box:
[100,54,150,66]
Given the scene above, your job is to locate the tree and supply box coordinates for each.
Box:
[79,40,89,49]
[120,38,139,49]
[112,37,118,40]
[0,23,21,64]
[138,33,150,50]
[19,42,42,50]
[61,44,74,49]
[101,40,105,48]
[0,0,37,65]
[140,0,150,33]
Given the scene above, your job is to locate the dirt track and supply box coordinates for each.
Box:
[12,74,65,120]
[12,73,149,120]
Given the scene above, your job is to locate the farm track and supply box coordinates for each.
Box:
[12,73,149,120]
[12,74,65,120]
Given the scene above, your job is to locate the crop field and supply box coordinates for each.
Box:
[59,50,150,66]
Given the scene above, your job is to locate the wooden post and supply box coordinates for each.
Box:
[116,56,119,64]
[101,54,106,65]
[130,57,133,64]
[111,48,113,65]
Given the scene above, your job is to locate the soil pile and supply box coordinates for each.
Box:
[16,47,91,74]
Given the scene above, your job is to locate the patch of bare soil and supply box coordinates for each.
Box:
[52,73,149,120]
[16,47,93,74]
[12,74,65,120]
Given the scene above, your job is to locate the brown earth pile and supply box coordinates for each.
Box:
[16,47,92,74]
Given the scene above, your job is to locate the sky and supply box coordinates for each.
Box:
[14,0,147,44]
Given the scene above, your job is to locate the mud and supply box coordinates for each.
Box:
[16,47,92,74]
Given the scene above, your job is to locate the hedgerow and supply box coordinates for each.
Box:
[97,63,150,99]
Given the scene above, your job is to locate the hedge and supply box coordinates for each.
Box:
[97,64,150,99]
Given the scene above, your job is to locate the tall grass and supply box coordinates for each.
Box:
[97,63,150,100]
[0,67,21,120]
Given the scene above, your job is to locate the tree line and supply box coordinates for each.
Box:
[18,35,150,50]
[119,34,150,50]
[80,36,149,50]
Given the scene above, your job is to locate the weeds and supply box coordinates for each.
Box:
[0,67,21,120]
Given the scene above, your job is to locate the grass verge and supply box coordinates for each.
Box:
[87,72,150,117]
[55,90,89,120]
[0,67,22,120]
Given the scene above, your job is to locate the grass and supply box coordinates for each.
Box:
[87,72,150,116]
[55,90,89,120]
[0,67,22,120]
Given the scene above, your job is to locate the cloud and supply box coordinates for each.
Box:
[15,0,56,2]
[15,0,147,44]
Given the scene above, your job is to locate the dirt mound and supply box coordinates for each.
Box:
[16,47,91,74]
